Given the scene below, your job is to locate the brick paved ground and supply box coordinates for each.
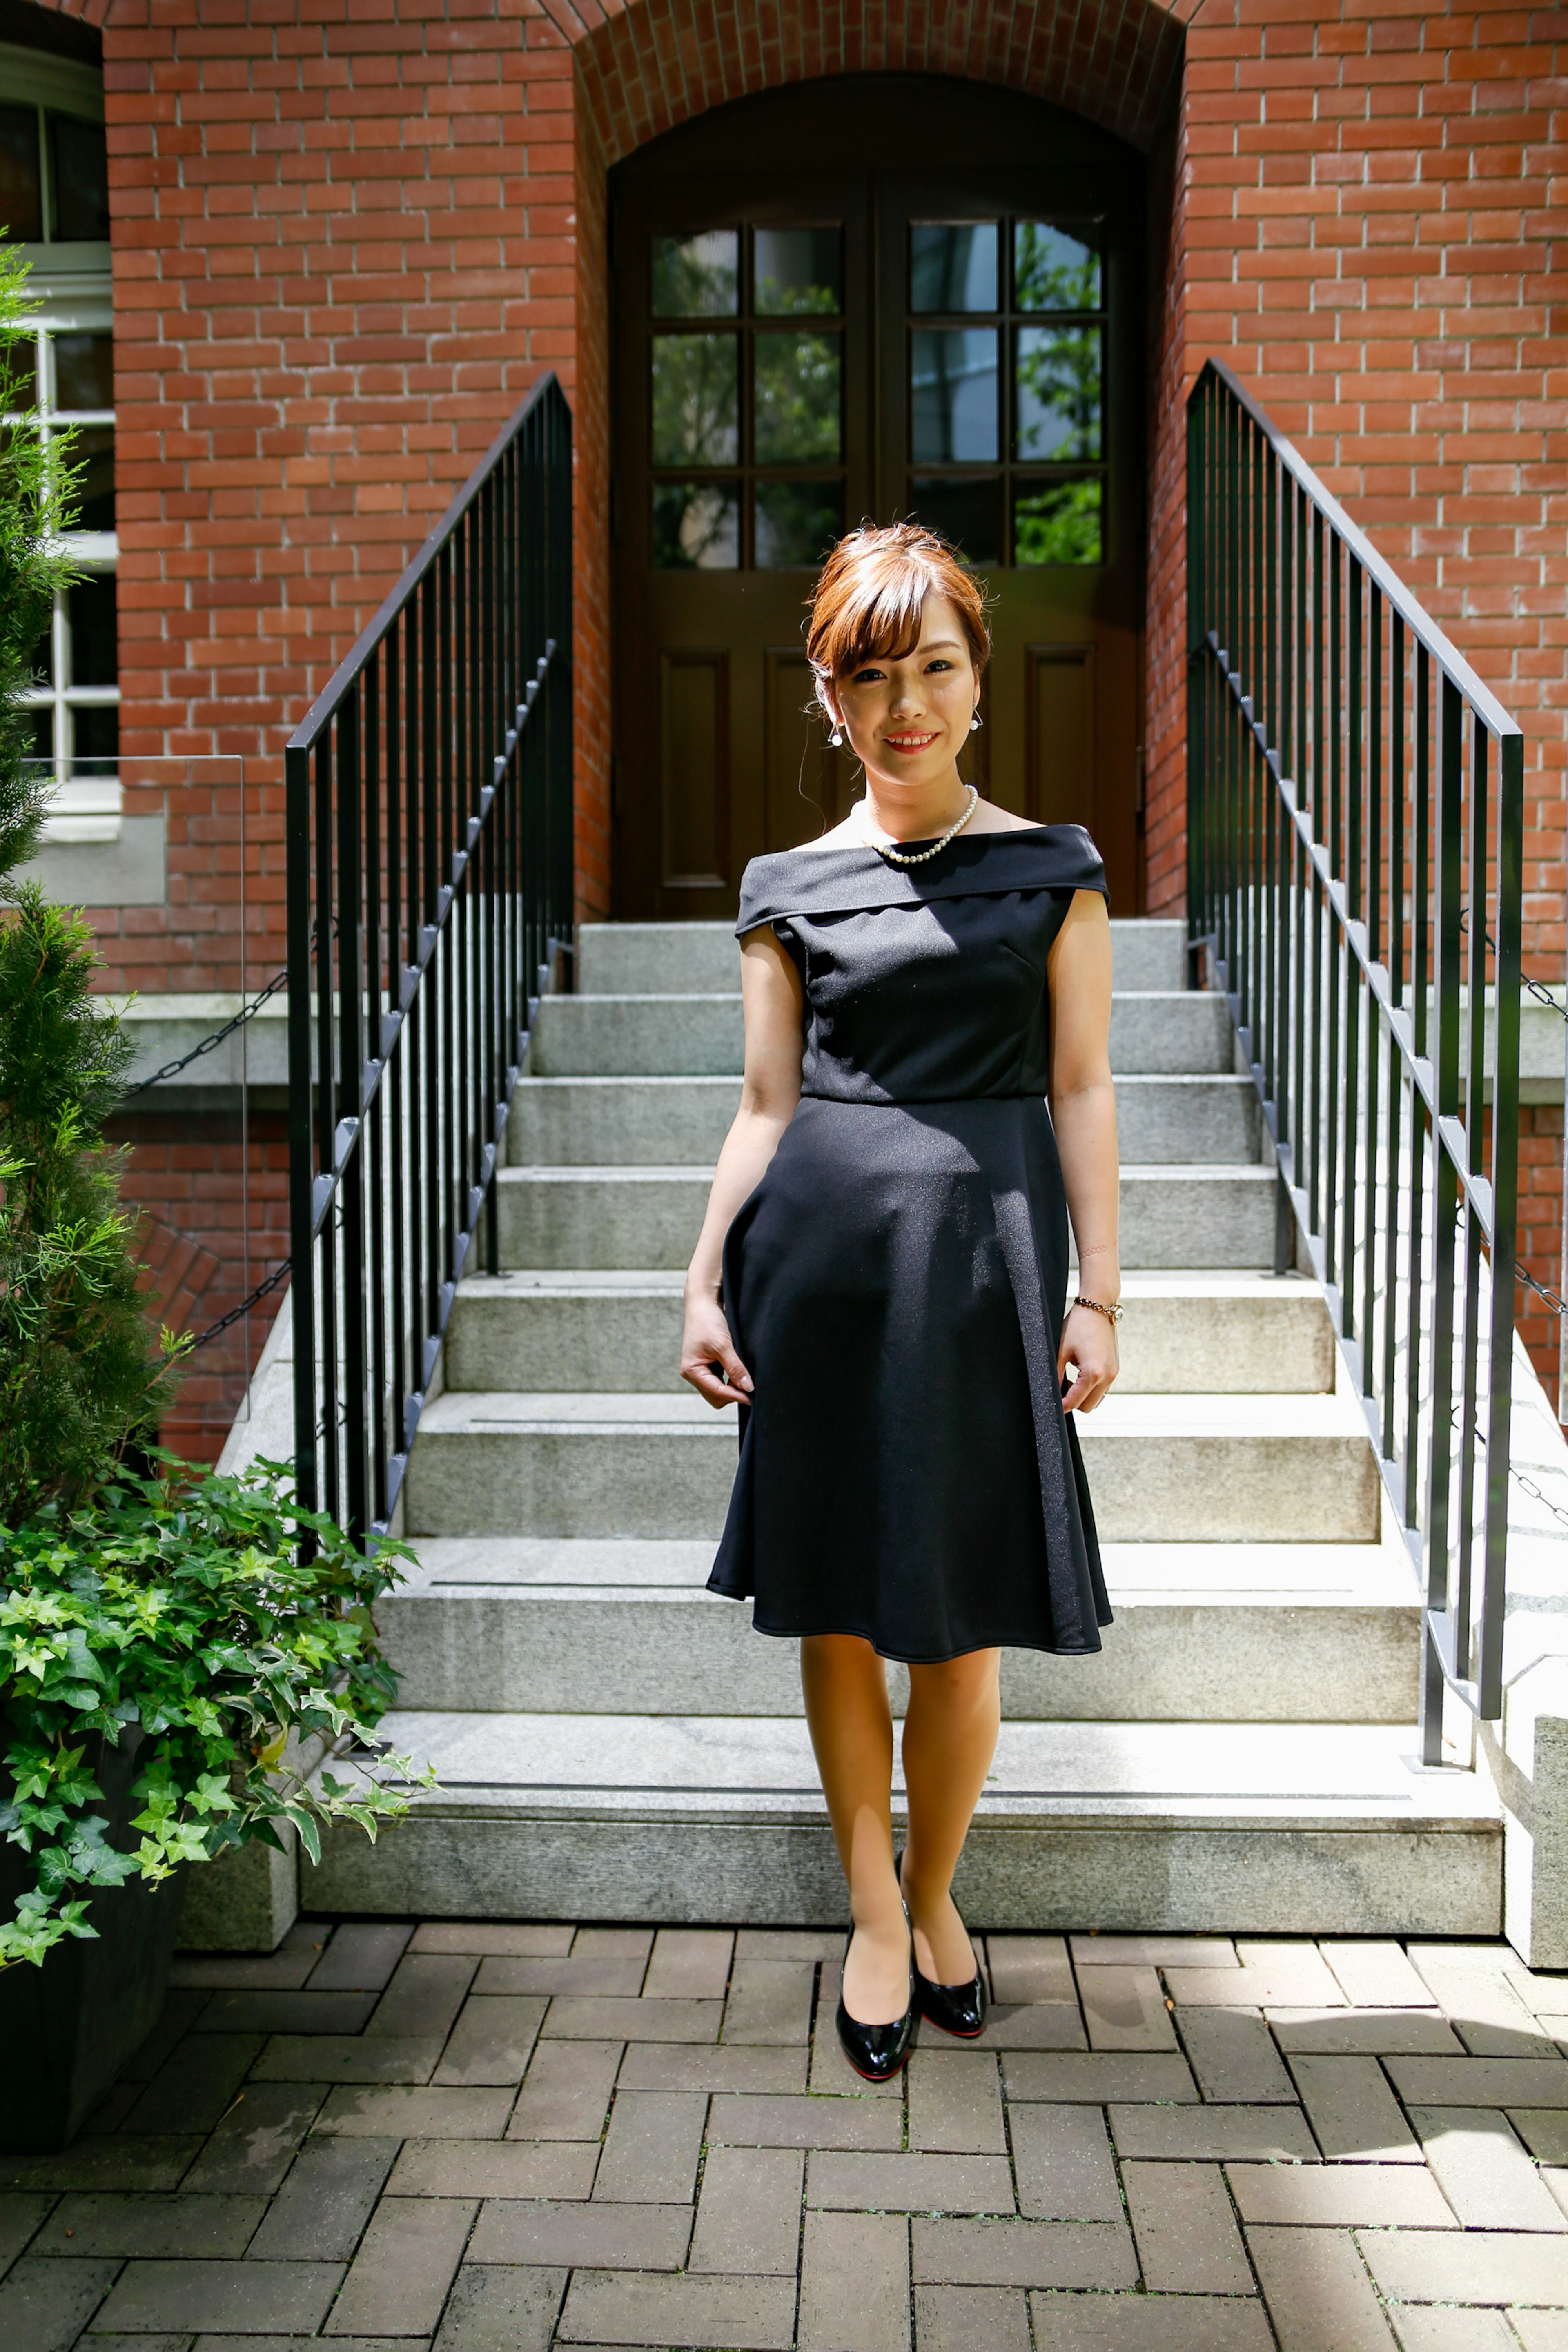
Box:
[4,1923,1568,2349]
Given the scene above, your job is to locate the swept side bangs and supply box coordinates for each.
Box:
[806,523,991,686]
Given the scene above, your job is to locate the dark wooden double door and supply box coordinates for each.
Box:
[611,78,1145,918]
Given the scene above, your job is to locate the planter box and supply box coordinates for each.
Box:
[0,1729,183,2152]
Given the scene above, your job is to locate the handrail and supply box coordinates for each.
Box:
[285,373,574,1542]
[1187,359,1523,1762]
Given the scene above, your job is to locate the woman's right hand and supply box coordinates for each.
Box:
[681,1286,754,1409]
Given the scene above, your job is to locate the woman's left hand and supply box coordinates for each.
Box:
[1058,1303,1119,1412]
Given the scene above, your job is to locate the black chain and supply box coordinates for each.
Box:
[180,1255,292,1354]
[121,965,289,1100]
[1457,906,1568,1025]
[1517,1263,1568,1320]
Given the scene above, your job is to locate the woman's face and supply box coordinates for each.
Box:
[825,593,980,793]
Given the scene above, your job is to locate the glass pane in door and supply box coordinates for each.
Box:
[652,335,739,464]
[653,482,741,568]
[1014,477,1102,566]
[911,328,998,462]
[754,227,842,315]
[911,223,998,312]
[652,231,739,316]
[1014,221,1102,312]
[755,332,842,461]
[755,480,842,568]
[909,476,1000,565]
[1016,325,1102,460]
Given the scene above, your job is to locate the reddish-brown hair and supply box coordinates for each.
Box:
[806,523,991,701]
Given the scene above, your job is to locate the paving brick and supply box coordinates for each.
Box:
[808,2151,1013,2213]
[1512,2315,1568,2350]
[121,1996,209,2083]
[0,2191,53,2271]
[541,1997,720,2042]
[689,2145,803,2275]
[914,2283,1029,2352]
[388,2141,598,2200]
[368,1956,480,2043]
[1029,2290,1275,2348]
[619,2047,807,2096]
[171,1931,332,1991]
[1319,1943,1436,2009]
[560,2267,796,2349]
[1409,2106,1567,2230]
[1358,2226,1568,2305]
[0,2140,201,2194]
[1512,2111,1568,2163]
[252,2036,441,2085]
[988,1937,1076,2003]
[1069,1936,1240,1970]
[1009,2104,1121,2223]
[1407,1953,1559,2056]
[706,2093,902,2149]
[1270,2011,1463,2056]
[181,2086,325,2196]
[193,1993,377,2036]
[0,2255,118,2351]
[69,2336,190,2352]
[722,1959,815,2046]
[508,2041,621,2140]
[1290,2055,1422,2162]
[472,1956,647,1998]
[912,2216,1136,2289]
[592,2091,705,2204]
[314,2088,513,2140]
[1227,2162,1457,2227]
[1115,2104,1321,2167]
[1387,2311,1521,2352]
[1387,2057,1568,2107]
[325,2195,476,2338]
[411,1924,573,1958]
[307,1924,414,1992]
[431,2260,564,2350]
[644,1930,734,2000]
[972,2005,1087,2051]
[1178,2005,1296,2101]
[571,1929,654,1965]
[434,1998,546,2087]
[1167,1954,1345,2010]
[92,2258,344,2334]
[1123,2160,1254,2294]
[1075,1967,1176,2052]
[467,2200,692,2270]
[736,1930,842,1961]
[908,2049,1005,2154]
[1003,2053,1197,2103]
[246,2137,400,2262]
[123,2038,265,2136]
[799,2209,910,2351]
[1247,2225,1396,2351]
[33,2193,265,2258]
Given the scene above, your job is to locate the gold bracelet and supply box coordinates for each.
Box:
[1072,1294,1123,1326]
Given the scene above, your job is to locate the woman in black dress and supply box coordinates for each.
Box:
[681,523,1120,2080]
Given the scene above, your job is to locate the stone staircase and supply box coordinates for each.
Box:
[312,920,1503,1935]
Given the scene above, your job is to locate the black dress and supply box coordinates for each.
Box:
[707,823,1113,1663]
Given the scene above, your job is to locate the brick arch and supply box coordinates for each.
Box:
[541,0,1194,164]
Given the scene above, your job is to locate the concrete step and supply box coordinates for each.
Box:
[493,1161,1281,1272]
[380,1534,1417,1723]
[506,1072,1259,1170]
[310,1715,1500,1934]
[577,916,1189,999]
[402,1387,1381,1543]
[529,990,1232,1079]
[444,1270,1334,1397]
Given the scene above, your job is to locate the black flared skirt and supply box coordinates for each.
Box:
[706,1093,1111,1661]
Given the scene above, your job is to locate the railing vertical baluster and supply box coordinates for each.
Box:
[1452,716,1490,1682]
[1423,674,1465,1763]
[364,653,388,1527]
[1482,730,1523,1713]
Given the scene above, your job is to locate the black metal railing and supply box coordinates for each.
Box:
[285,374,573,1542]
[1187,359,1523,1764]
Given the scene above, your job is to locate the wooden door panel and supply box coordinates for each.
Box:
[659,649,730,889]
[1026,642,1095,828]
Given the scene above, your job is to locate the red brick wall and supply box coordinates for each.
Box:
[1518,1102,1564,1413]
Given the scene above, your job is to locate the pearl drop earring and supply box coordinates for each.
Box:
[970,711,984,731]
[829,725,844,748]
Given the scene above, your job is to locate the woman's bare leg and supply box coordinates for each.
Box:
[901,1648,1002,1983]
[800,1633,910,2024]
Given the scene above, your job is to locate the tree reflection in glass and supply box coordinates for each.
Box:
[1016,325,1101,461]
[755,228,841,317]
[653,335,739,466]
[653,482,740,568]
[1014,478,1102,566]
[1014,223,1101,313]
[651,231,739,317]
[755,480,841,568]
[755,333,841,463]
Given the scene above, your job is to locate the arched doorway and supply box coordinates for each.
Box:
[610,75,1146,918]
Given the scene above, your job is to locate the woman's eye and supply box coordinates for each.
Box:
[926,660,954,674]
[851,668,884,684]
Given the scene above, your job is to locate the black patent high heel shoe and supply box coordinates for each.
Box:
[835,1920,917,2082]
[896,1847,988,2040]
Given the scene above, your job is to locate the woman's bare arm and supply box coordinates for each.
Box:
[1047,889,1120,1412]
[681,925,806,1407]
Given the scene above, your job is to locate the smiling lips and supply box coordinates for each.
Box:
[883,731,939,754]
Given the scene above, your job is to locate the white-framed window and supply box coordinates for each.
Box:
[1,41,117,842]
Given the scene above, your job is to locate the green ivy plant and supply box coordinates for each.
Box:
[0,1456,432,1969]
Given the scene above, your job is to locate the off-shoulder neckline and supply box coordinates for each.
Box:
[768,822,1062,860]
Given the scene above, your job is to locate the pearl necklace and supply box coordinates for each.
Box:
[858,785,980,867]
